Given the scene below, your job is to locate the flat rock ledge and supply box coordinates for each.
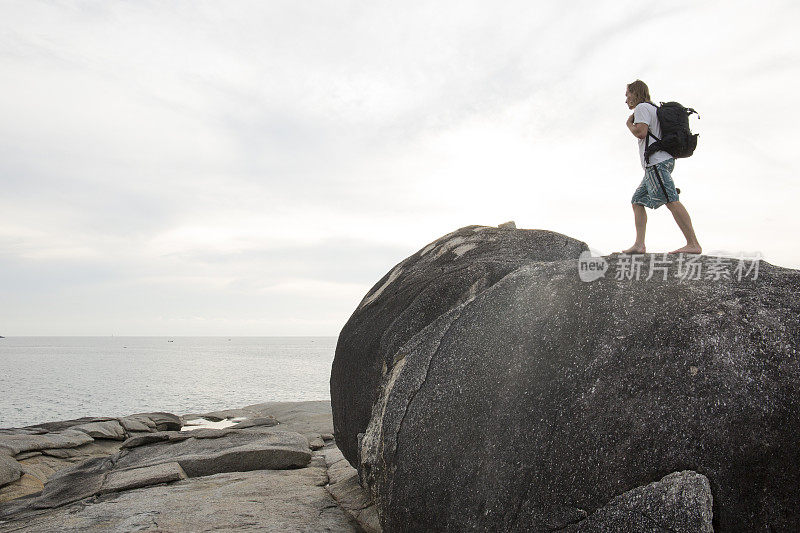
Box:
[0,401,378,532]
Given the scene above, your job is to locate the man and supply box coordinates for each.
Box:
[622,80,701,254]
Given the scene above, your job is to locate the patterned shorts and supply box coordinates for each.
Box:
[631,158,679,209]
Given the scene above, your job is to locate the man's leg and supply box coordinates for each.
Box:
[665,200,702,254]
[622,203,647,253]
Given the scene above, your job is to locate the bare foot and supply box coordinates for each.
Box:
[620,245,646,254]
[669,245,702,254]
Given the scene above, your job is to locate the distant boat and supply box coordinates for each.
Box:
[168,339,174,342]
[0,336,4,338]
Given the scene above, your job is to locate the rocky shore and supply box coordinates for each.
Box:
[0,401,379,532]
[4,224,798,532]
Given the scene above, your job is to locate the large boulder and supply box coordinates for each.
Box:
[331,226,800,532]
[331,225,589,465]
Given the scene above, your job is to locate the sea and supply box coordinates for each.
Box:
[0,336,337,429]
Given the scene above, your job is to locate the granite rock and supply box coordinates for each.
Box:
[0,427,312,513]
[564,470,713,532]
[117,416,153,433]
[120,431,190,449]
[98,462,187,495]
[16,417,116,434]
[240,401,335,440]
[0,458,361,532]
[332,225,589,466]
[321,445,381,533]
[0,430,94,456]
[333,226,800,532]
[70,420,127,441]
[0,455,22,488]
[1,441,125,503]
[127,412,182,432]
[114,428,311,478]
[229,416,279,429]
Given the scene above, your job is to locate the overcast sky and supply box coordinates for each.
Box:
[1,0,798,336]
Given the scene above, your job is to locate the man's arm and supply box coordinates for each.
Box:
[626,113,648,139]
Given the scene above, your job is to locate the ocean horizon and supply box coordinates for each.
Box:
[0,336,337,429]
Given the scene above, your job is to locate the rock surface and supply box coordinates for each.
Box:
[2,428,311,513]
[229,416,279,429]
[321,445,381,532]
[331,225,590,466]
[98,462,188,495]
[0,401,377,532]
[332,225,800,532]
[0,456,22,488]
[0,459,360,532]
[564,470,714,532]
[0,430,95,456]
[115,427,312,477]
[70,420,127,440]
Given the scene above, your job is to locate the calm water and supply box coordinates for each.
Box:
[0,336,337,429]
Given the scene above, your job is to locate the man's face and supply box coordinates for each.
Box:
[625,89,637,110]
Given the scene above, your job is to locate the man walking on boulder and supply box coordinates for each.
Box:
[622,80,701,254]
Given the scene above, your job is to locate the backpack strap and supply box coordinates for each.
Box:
[642,102,660,164]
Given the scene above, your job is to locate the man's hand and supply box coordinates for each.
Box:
[626,115,648,139]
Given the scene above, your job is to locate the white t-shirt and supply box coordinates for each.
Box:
[633,102,672,169]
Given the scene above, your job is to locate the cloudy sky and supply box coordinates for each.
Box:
[1,0,798,336]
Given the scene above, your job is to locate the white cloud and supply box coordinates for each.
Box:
[1,0,798,334]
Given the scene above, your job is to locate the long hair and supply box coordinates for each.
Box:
[626,80,651,105]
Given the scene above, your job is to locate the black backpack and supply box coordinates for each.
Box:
[644,102,699,164]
